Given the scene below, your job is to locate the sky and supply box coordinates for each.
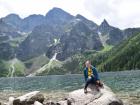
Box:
[0,0,140,29]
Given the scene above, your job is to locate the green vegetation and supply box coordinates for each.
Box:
[24,55,49,69]
[57,32,140,73]
[38,60,65,75]
[0,59,25,77]
[7,58,26,77]
[9,35,28,47]
[0,60,9,77]
[0,55,50,77]
[1,32,140,76]
[101,44,113,52]
[98,32,140,71]
[12,59,25,76]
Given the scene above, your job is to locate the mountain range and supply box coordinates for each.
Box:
[0,7,140,76]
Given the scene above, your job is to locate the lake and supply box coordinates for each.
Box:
[0,70,140,104]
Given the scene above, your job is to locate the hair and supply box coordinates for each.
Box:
[84,60,91,67]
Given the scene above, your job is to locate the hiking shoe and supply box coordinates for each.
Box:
[96,87,100,91]
[84,89,88,94]
[96,85,100,91]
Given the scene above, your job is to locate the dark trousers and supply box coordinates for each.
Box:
[84,77,103,90]
[84,77,96,90]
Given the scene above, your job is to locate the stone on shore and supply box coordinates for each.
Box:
[7,91,44,105]
[34,101,43,105]
[62,84,123,105]
[6,84,123,105]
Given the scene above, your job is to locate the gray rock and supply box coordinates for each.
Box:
[65,84,123,105]
[8,91,44,105]
[34,101,43,105]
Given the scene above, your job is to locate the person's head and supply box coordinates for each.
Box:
[85,60,91,68]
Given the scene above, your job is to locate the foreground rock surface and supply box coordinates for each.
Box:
[64,85,123,105]
[6,84,123,105]
[7,91,44,105]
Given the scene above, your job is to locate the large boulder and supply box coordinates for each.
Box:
[34,101,43,105]
[7,91,44,105]
[6,84,123,105]
[58,84,123,105]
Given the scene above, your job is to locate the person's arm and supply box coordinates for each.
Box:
[93,67,100,80]
[84,69,87,82]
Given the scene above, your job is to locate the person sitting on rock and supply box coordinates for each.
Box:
[84,60,103,93]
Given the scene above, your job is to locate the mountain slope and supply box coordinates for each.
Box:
[1,7,140,76]
[0,19,22,60]
[46,20,103,61]
[17,8,103,61]
[2,14,45,32]
[2,14,22,30]
[98,32,140,71]
[46,7,74,25]
[98,19,140,46]
[75,14,98,30]
[2,8,140,62]
[56,32,140,74]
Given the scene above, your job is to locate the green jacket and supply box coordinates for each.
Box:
[84,66,99,81]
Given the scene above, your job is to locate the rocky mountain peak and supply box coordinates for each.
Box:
[75,14,98,30]
[76,14,87,20]
[45,7,74,25]
[100,19,110,27]
[4,14,21,20]
[2,14,22,24]
[23,14,44,20]
[46,7,73,19]
[0,19,16,32]
[98,19,113,35]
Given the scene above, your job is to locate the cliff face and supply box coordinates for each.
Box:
[1,7,140,76]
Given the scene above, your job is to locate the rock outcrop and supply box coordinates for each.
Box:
[7,91,44,105]
[63,84,123,105]
[6,85,123,105]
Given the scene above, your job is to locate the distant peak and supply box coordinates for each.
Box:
[51,7,63,11]
[5,13,21,19]
[76,14,85,19]
[24,14,44,19]
[103,19,108,23]
[46,7,73,19]
[28,14,44,17]
[46,7,68,15]
[101,19,109,26]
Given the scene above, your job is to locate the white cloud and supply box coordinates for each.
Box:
[0,0,140,29]
[84,0,140,29]
[0,1,15,17]
[0,0,87,18]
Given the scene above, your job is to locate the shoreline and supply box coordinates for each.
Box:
[1,69,140,78]
[0,90,140,105]
[0,70,140,105]
[0,90,68,104]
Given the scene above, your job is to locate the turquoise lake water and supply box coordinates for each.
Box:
[0,70,140,104]
[0,70,140,93]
